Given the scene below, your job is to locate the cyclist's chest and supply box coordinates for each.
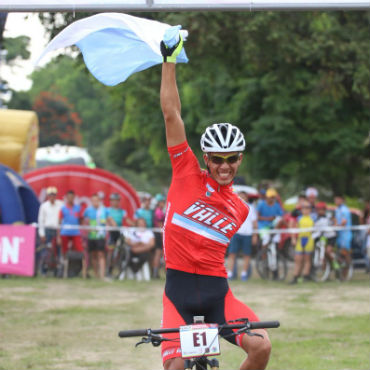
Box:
[168,183,244,242]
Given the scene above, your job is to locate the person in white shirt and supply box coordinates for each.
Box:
[124,218,155,280]
[227,191,258,281]
[37,187,63,274]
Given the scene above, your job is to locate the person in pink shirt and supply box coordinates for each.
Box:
[152,194,166,278]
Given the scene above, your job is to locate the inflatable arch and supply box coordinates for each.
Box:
[0,109,39,174]
[23,165,140,218]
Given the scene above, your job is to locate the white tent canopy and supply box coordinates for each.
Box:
[1,0,370,12]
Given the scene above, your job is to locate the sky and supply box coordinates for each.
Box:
[2,13,55,91]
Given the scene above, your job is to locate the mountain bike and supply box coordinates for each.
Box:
[119,316,280,370]
[256,229,287,281]
[310,235,331,282]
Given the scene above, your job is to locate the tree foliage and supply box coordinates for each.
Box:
[20,11,370,196]
[33,91,82,147]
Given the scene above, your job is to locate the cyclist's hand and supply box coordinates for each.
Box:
[252,234,258,246]
[160,26,184,63]
[40,236,46,244]
[56,236,62,246]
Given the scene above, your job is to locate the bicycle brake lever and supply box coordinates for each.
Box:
[135,337,151,347]
[246,331,264,339]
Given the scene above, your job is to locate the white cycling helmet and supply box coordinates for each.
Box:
[200,123,245,153]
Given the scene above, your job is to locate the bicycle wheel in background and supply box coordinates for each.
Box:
[275,251,288,281]
[338,260,353,281]
[311,257,331,282]
[256,248,269,280]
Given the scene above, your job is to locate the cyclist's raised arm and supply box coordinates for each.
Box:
[160,63,186,147]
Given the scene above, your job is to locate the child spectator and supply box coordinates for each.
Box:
[84,193,107,279]
[290,199,315,284]
[313,202,338,270]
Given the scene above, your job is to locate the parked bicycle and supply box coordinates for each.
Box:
[256,220,288,281]
[119,316,280,370]
[310,234,353,282]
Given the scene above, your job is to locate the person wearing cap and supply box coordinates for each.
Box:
[305,187,319,221]
[152,194,166,279]
[290,198,315,284]
[313,202,338,270]
[37,186,63,275]
[257,188,283,230]
[106,193,133,276]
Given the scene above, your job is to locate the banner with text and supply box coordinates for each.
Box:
[0,225,35,276]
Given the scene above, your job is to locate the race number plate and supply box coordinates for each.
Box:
[179,323,220,358]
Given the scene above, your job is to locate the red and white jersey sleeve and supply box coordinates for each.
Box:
[164,141,249,278]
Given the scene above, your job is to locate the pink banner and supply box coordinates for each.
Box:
[0,225,35,276]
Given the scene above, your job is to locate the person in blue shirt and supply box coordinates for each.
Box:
[334,194,352,274]
[135,194,153,228]
[84,193,108,279]
[257,188,284,230]
[106,192,133,276]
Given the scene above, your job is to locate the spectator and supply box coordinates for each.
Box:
[84,193,107,279]
[290,198,315,284]
[257,188,283,230]
[58,190,86,278]
[334,194,352,271]
[152,193,166,279]
[106,193,133,276]
[227,191,258,281]
[291,193,307,220]
[305,187,319,221]
[37,186,63,275]
[125,218,155,280]
[135,194,153,228]
[313,202,338,270]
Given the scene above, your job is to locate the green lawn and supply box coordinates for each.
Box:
[0,274,369,370]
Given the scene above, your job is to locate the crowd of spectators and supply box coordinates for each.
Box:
[36,187,166,280]
[36,185,370,281]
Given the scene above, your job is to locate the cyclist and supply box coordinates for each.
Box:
[313,202,338,270]
[159,35,271,370]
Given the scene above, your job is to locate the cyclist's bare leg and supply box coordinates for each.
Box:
[302,254,312,276]
[339,248,351,278]
[164,357,184,370]
[325,245,335,262]
[97,251,106,279]
[240,328,271,370]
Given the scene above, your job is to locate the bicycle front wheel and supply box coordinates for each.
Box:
[312,257,331,282]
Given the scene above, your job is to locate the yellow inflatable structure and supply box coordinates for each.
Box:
[0,109,39,174]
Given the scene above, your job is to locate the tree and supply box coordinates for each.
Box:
[34,12,370,196]
[33,91,82,147]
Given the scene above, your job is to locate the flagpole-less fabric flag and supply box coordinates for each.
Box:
[36,13,189,86]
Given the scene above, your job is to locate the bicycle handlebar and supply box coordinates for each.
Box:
[118,320,280,338]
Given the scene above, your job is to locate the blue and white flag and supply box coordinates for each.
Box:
[36,13,189,86]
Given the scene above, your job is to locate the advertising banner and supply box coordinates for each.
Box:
[0,225,35,277]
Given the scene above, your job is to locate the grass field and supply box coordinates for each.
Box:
[0,273,369,370]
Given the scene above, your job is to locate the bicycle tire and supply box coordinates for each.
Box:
[255,249,269,280]
[339,260,353,281]
[275,252,288,281]
[312,256,331,282]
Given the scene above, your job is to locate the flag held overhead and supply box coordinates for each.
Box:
[36,13,189,86]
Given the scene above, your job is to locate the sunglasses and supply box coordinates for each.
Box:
[208,153,241,165]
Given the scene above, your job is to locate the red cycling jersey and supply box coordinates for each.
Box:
[164,140,249,278]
